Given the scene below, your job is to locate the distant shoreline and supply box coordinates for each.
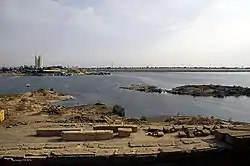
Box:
[95,68,250,72]
[2,68,250,76]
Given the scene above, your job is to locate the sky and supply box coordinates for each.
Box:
[1,0,250,67]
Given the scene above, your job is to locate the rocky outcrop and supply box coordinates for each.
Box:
[167,84,250,98]
[120,84,164,93]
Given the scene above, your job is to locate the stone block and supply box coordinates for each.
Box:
[202,129,210,136]
[51,149,95,157]
[114,148,137,156]
[95,149,116,156]
[162,126,171,133]
[225,131,250,148]
[203,125,211,130]
[118,128,132,137]
[0,110,4,123]
[61,130,113,141]
[195,126,203,131]
[36,128,81,137]
[178,131,186,138]
[185,129,195,138]
[194,131,203,137]
[173,126,182,131]
[148,126,162,132]
[229,125,250,131]
[156,131,164,137]
[93,124,137,132]
[159,146,182,154]
[214,129,230,141]
[135,147,159,156]
[158,140,175,147]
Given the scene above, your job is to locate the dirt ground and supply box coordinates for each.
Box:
[0,89,247,160]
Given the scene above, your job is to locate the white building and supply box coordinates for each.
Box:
[34,55,44,68]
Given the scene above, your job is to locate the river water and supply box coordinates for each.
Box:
[0,72,250,122]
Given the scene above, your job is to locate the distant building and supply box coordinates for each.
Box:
[38,56,43,68]
[35,55,38,68]
[34,55,44,68]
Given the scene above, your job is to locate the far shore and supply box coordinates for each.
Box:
[2,67,250,77]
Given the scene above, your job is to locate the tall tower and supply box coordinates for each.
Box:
[38,56,44,68]
[35,55,38,68]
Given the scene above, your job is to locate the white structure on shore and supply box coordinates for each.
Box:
[34,55,44,68]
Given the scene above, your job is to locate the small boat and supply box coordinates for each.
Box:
[26,84,30,87]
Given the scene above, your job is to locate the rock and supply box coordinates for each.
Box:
[212,125,219,130]
[95,101,106,106]
[156,131,164,137]
[118,128,132,138]
[203,125,211,130]
[119,84,165,93]
[185,129,195,138]
[194,131,203,137]
[147,131,164,137]
[202,129,210,136]
[148,126,162,132]
[6,125,13,128]
[112,105,125,117]
[163,127,171,133]
[148,132,153,136]
[178,131,186,138]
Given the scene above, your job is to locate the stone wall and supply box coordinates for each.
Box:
[2,148,250,166]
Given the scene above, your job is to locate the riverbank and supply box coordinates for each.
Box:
[1,88,248,127]
[1,90,250,165]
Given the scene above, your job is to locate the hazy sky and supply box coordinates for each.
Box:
[1,0,250,67]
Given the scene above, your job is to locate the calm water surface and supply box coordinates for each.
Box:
[0,72,250,122]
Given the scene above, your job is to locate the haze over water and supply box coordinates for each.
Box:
[1,72,250,122]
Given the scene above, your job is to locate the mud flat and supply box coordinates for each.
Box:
[1,90,250,166]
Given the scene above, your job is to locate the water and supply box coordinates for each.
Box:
[0,72,250,122]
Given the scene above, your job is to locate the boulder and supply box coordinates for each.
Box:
[112,105,125,117]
